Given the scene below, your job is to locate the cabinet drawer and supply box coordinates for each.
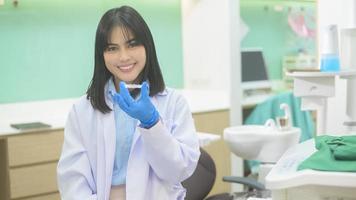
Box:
[8,130,64,167]
[21,192,60,200]
[10,162,58,199]
[293,76,335,97]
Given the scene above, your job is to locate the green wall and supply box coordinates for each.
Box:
[0,0,182,103]
[240,0,316,80]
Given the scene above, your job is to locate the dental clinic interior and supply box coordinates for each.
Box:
[1,0,356,200]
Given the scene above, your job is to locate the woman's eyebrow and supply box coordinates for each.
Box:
[107,43,119,46]
[126,38,136,43]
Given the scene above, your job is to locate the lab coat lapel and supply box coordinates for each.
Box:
[96,115,105,200]
[102,111,116,200]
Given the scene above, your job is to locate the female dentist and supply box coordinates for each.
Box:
[57,6,200,200]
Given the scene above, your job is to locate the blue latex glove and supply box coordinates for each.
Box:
[111,81,159,128]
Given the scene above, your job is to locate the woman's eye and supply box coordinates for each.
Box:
[106,46,118,52]
[128,40,140,48]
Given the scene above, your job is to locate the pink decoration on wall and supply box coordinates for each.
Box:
[288,12,315,38]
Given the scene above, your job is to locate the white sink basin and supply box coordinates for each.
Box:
[224,125,301,163]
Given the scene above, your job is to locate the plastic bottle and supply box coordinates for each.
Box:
[320,25,340,72]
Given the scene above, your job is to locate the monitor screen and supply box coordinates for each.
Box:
[241,49,271,90]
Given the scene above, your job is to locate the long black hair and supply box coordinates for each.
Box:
[86,6,165,114]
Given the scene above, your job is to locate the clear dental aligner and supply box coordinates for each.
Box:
[125,84,142,89]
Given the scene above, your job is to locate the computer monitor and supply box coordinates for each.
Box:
[241,48,272,91]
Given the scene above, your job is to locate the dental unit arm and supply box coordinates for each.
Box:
[286,63,356,135]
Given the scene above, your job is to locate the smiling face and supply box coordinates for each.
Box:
[103,26,146,87]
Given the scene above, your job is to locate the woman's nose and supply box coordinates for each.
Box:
[118,49,130,61]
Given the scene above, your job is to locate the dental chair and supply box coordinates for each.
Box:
[183,92,315,200]
[182,148,266,200]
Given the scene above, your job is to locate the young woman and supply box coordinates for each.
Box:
[57,6,200,200]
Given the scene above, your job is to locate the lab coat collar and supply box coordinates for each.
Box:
[156,87,168,96]
[104,78,116,110]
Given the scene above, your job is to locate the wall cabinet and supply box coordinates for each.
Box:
[193,110,231,196]
[0,130,63,200]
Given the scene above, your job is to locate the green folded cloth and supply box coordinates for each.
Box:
[333,137,356,160]
[298,135,356,172]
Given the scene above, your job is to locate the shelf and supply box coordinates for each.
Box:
[286,69,356,78]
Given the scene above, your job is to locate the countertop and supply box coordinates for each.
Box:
[0,89,229,137]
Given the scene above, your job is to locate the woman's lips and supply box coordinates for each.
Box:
[118,63,134,72]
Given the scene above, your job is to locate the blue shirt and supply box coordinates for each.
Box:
[108,79,137,185]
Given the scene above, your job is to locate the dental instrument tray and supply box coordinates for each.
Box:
[10,122,51,131]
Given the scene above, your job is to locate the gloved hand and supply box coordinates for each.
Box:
[111,81,159,128]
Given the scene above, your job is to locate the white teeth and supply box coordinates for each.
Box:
[118,64,134,70]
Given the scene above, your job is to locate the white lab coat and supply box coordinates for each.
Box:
[57,86,200,200]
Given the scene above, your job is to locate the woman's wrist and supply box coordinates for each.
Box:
[140,110,159,129]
